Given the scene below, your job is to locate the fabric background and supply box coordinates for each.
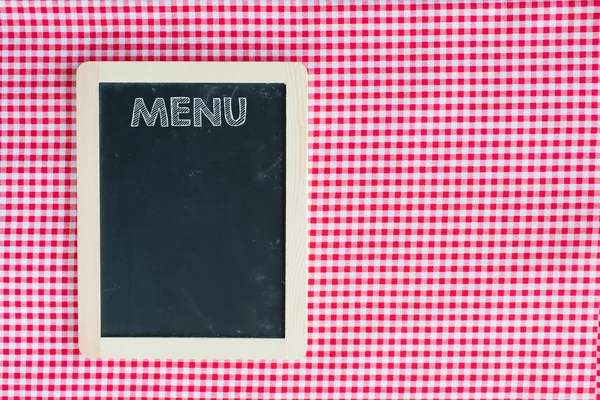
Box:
[1,2,599,399]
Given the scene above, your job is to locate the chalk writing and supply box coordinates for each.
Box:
[131,97,247,128]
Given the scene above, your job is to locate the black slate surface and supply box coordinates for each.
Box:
[99,82,286,338]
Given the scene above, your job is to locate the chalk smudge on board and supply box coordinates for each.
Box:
[103,283,119,293]
[255,152,283,182]
[266,153,283,173]
[181,287,217,335]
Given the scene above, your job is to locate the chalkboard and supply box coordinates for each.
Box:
[100,82,286,338]
[77,62,307,359]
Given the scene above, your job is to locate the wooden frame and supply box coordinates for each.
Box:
[76,62,307,360]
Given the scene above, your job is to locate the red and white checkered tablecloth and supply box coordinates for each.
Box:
[1,2,599,399]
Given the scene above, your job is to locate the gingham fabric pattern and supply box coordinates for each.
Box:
[1,2,599,399]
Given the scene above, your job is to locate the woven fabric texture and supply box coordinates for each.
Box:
[1,2,599,399]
